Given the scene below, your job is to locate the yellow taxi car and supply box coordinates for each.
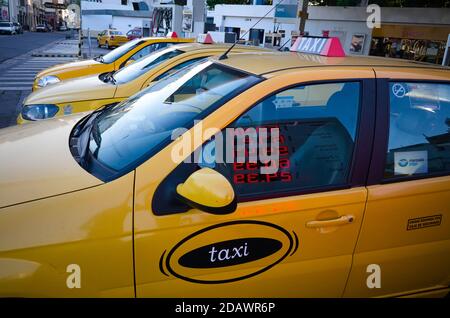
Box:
[19,43,270,124]
[33,35,193,91]
[1,49,449,297]
[97,29,129,49]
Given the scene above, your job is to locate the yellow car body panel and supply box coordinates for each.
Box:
[342,67,450,298]
[133,67,375,297]
[0,114,102,207]
[1,52,449,297]
[0,173,135,297]
[33,37,194,91]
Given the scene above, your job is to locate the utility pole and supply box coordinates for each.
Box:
[298,0,308,35]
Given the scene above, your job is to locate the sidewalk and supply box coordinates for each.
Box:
[29,37,110,59]
[32,39,80,58]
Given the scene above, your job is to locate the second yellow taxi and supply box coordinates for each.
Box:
[33,34,193,91]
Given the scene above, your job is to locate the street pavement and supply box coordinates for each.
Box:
[0,31,69,63]
[0,32,109,129]
[0,56,76,91]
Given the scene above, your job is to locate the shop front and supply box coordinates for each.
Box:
[370,24,450,64]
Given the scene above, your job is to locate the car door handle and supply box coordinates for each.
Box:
[306,215,355,228]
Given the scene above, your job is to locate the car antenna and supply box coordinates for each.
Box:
[218,0,286,60]
[278,38,291,51]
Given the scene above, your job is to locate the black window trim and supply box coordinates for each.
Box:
[367,78,450,186]
[152,77,376,215]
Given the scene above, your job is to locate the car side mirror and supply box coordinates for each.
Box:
[176,168,237,214]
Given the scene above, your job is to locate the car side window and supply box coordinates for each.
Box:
[384,82,450,180]
[200,82,361,199]
[128,42,172,62]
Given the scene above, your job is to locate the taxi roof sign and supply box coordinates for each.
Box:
[197,33,214,44]
[166,31,178,38]
[290,36,345,57]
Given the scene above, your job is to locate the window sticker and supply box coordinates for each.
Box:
[394,151,428,175]
[273,96,295,109]
[392,83,406,98]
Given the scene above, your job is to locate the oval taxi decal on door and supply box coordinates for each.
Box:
[160,220,299,284]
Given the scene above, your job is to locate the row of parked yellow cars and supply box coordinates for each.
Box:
[0,34,449,297]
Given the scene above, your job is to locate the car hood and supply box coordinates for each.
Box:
[25,75,117,105]
[0,114,103,208]
[37,59,103,78]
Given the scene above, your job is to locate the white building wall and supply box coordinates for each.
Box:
[81,0,135,11]
[83,14,113,32]
[112,15,149,33]
[81,0,153,35]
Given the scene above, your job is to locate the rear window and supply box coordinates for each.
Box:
[384,82,450,180]
[110,31,123,35]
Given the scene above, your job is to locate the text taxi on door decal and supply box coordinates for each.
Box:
[159,220,299,284]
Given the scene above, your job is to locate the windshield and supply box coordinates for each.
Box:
[113,46,184,84]
[101,39,145,64]
[85,60,261,177]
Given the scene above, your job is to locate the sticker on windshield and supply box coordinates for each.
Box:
[392,83,406,98]
[394,151,428,175]
[273,96,295,109]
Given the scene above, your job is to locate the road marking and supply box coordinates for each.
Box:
[0,77,34,80]
[0,82,34,84]
[0,87,32,90]
[0,56,76,91]
[5,70,39,73]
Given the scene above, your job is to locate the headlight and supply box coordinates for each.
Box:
[37,75,60,87]
[21,104,59,121]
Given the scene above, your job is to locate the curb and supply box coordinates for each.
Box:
[31,53,79,57]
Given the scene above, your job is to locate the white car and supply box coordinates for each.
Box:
[0,22,16,35]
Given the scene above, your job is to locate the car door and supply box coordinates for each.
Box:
[344,69,450,297]
[133,67,376,297]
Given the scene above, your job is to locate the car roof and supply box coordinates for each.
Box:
[171,42,273,53]
[212,51,449,76]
